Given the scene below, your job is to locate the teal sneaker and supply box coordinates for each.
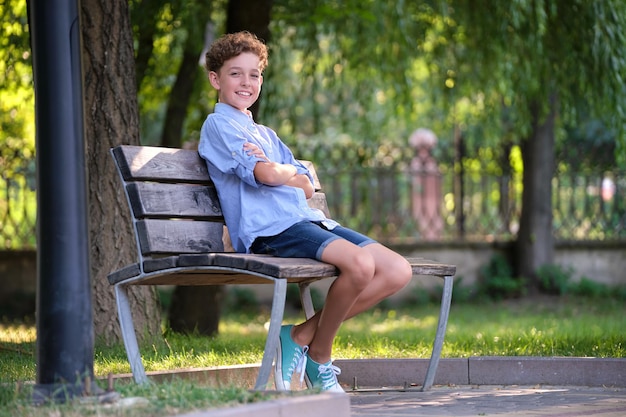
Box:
[304,355,345,393]
[275,325,306,390]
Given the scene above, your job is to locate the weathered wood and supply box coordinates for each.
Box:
[406,257,457,277]
[307,192,331,217]
[112,145,210,183]
[136,219,224,254]
[107,263,141,285]
[212,253,338,278]
[127,182,223,219]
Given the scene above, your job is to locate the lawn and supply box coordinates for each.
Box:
[0,295,624,416]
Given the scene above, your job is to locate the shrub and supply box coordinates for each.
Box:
[536,264,573,295]
[478,254,525,300]
[569,277,610,298]
[286,283,324,311]
[223,287,260,313]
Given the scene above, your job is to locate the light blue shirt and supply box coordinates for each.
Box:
[199,103,327,253]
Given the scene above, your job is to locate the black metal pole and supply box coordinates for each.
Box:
[30,0,94,403]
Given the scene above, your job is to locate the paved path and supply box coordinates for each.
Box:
[144,358,626,416]
[349,385,626,416]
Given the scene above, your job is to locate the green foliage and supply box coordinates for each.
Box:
[448,277,475,303]
[613,285,626,301]
[0,0,34,153]
[263,1,440,151]
[478,254,526,300]
[569,277,611,298]
[223,287,260,314]
[130,0,223,146]
[286,283,324,312]
[536,264,573,295]
[397,283,432,309]
[438,0,626,165]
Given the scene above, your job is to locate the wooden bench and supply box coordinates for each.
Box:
[109,144,456,391]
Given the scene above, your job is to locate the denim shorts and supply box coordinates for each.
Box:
[250,220,377,260]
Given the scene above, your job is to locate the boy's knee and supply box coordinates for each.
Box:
[344,251,376,290]
[388,257,413,291]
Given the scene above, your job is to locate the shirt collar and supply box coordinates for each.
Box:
[215,103,254,124]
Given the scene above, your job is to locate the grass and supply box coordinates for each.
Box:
[0,295,624,415]
[0,379,293,417]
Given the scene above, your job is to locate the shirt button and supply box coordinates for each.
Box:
[232,151,236,156]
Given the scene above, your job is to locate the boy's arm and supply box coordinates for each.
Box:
[253,162,314,199]
[253,161,296,186]
[246,142,315,198]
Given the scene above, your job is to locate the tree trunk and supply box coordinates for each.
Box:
[160,0,211,148]
[81,0,161,344]
[515,94,558,290]
[131,1,163,89]
[168,285,224,335]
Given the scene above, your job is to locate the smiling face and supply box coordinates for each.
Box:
[209,52,263,113]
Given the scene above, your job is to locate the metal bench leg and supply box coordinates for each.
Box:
[299,282,316,319]
[255,279,287,390]
[115,284,149,384]
[422,275,454,391]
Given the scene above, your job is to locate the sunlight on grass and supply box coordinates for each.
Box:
[2,296,625,384]
[0,324,36,344]
[0,324,36,381]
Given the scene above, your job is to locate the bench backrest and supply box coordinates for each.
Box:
[111,145,329,260]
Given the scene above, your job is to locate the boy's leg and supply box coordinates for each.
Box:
[345,243,413,317]
[252,221,412,388]
[305,238,377,363]
[292,242,412,357]
[298,241,412,392]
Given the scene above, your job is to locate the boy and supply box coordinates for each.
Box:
[199,31,412,393]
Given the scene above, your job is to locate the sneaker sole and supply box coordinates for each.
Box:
[275,334,287,390]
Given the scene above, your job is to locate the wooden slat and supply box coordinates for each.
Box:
[307,192,331,217]
[112,145,210,183]
[126,182,223,219]
[301,160,322,191]
[136,219,224,255]
[143,256,178,273]
[211,253,339,279]
[107,263,141,285]
[407,257,456,277]
[176,253,219,268]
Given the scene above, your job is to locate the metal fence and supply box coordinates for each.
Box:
[316,162,625,243]
[1,146,625,249]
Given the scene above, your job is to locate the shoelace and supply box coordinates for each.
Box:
[295,345,309,387]
[316,362,341,390]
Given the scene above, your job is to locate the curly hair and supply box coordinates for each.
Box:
[205,31,268,73]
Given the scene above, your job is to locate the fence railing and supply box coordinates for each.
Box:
[317,163,625,243]
[1,152,625,249]
[318,156,626,243]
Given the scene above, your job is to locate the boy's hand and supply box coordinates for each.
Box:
[244,142,270,162]
[285,174,315,199]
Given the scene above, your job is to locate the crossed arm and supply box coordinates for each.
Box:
[244,142,315,199]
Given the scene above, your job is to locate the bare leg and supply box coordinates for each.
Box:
[293,242,412,364]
